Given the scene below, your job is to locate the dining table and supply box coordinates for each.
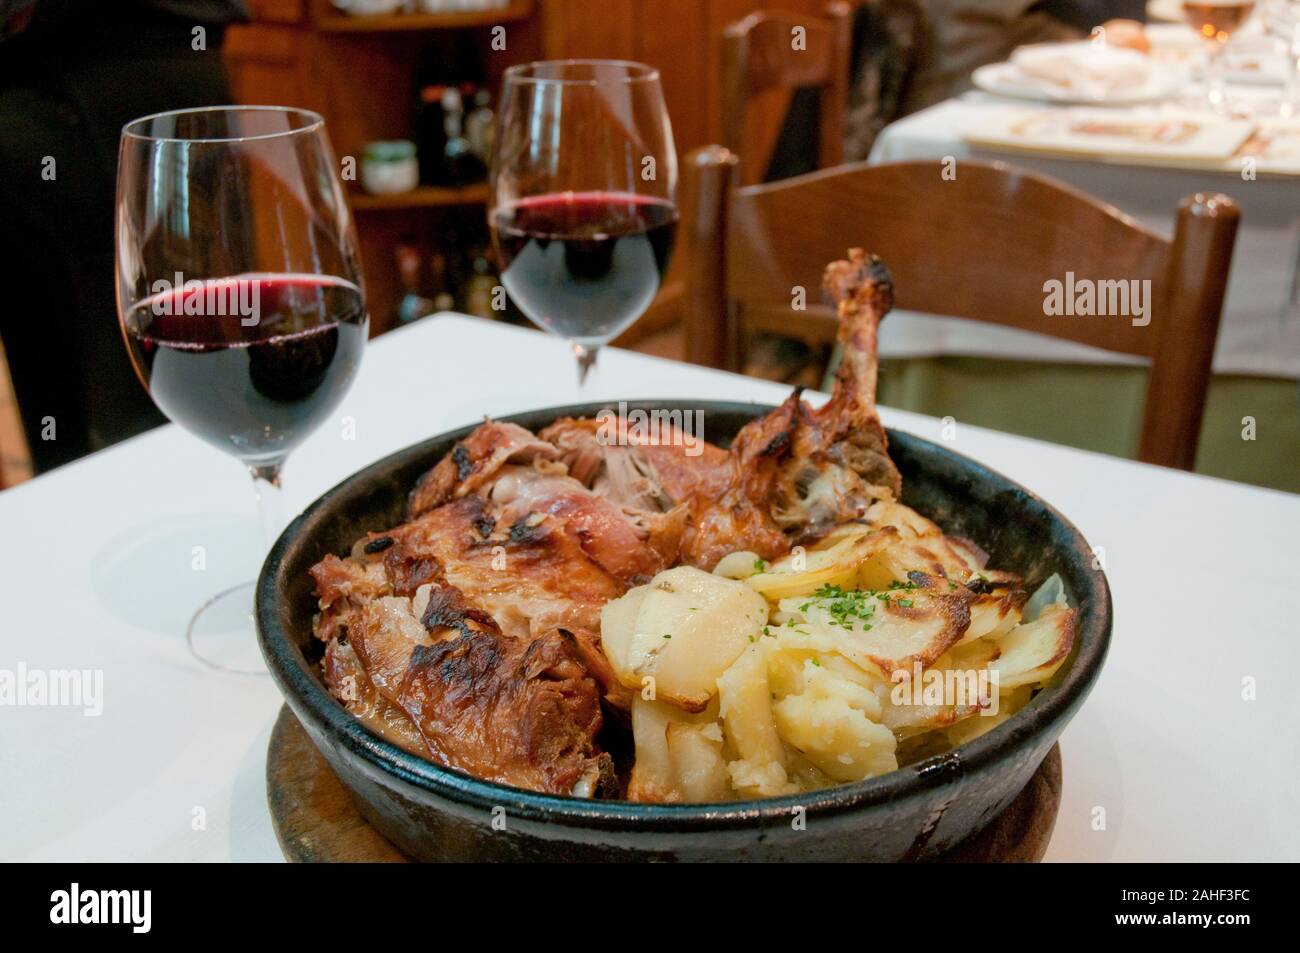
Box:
[867,24,1300,380]
[1,314,1296,862]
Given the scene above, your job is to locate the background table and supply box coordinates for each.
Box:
[869,94,1300,380]
[1,316,1296,861]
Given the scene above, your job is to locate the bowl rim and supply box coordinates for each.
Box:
[256,398,1111,827]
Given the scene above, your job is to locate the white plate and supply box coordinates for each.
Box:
[971,61,1185,105]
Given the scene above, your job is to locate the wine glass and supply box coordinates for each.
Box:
[489,60,678,386]
[1263,1,1300,117]
[116,106,367,674]
[1184,0,1259,110]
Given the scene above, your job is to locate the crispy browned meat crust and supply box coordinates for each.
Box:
[407,421,559,519]
[323,634,431,758]
[349,581,612,795]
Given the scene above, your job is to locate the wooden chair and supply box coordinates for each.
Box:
[679,151,1239,470]
[722,3,853,185]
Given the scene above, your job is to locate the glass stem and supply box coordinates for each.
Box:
[249,461,285,557]
[1208,42,1228,112]
[1285,27,1300,119]
[574,342,599,388]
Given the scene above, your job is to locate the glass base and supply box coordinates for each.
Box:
[186,581,268,676]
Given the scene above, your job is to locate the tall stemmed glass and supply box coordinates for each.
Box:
[1264,1,1300,117]
[116,107,367,674]
[489,60,678,386]
[1184,0,1259,110]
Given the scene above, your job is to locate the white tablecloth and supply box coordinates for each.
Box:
[869,95,1300,380]
[1,315,1297,861]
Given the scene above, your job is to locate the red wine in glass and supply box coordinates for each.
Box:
[489,60,678,384]
[118,105,366,675]
[492,191,677,345]
[122,275,367,462]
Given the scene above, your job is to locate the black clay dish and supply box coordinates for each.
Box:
[256,400,1111,862]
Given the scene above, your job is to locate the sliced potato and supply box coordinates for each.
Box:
[959,587,1026,644]
[746,528,898,601]
[627,697,719,802]
[807,522,874,550]
[773,662,898,782]
[726,758,799,798]
[666,722,731,802]
[635,567,769,710]
[626,696,677,802]
[620,510,1067,800]
[786,751,836,792]
[857,535,972,588]
[945,685,1033,746]
[857,503,1025,596]
[988,602,1076,689]
[865,499,944,539]
[717,640,793,796]
[712,550,762,580]
[945,635,1001,670]
[875,646,994,736]
[598,586,647,686]
[782,575,973,678]
[601,566,768,710]
[877,692,977,736]
[942,535,988,572]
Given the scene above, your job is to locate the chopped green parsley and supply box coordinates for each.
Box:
[805,585,879,630]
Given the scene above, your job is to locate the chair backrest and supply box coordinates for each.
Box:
[721,3,852,185]
[679,148,1239,470]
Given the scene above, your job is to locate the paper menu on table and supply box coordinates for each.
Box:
[964,108,1257,167]
[1239,120,1300,173]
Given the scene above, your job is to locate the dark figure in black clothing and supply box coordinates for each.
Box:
[0,0,249,473]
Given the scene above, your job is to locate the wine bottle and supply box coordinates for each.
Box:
[441,87,486,186]
[395,243,434,325]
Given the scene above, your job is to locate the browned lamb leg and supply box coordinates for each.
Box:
[680,250,904,565]
[814,249,903,499]
[349,580,614,796]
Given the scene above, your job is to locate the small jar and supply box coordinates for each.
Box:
[361,140,419,196]
[334,0,404,15]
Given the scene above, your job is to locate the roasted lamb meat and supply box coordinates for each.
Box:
[308,250,899,796]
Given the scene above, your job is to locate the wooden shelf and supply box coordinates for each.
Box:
[348,182,488,211]
[314,1,532,33]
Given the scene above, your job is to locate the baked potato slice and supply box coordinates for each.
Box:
[716,640,796,797]
[601,566,768,711]
[945,685,1033,746]
[989,602,1076,689]
[597,586,647,688]
[780,573,974,678]
[627,697,720,802]
[959,585,1027,644]
[874,636,999,736]
[771,658,897,781]
[745,527,898,601]
[666,722,731,802]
